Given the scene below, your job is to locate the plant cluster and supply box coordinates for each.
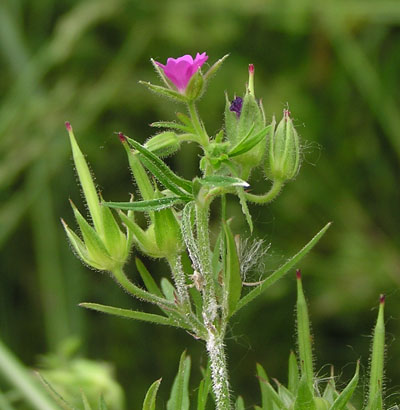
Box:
[61,53,393,409]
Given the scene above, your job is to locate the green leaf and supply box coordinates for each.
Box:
[235,396,245,410]
[329,361,359,410]
[136,258,163,297]
[151,121,191,133]
[197,365,211,410]
[367,296,385,409]
[256,367,285,409]
[161,278,176,302]
[236,187,253,232]
[228,124,271,158]
[198,175,249,188]
[288,351,300,395]
[139,81,187,102]
[294,375,316,410]
[233,222,331,315]
[125,136,193,196]
[223,221,242,317]
[79,303,177,327]
[104,196,185,212]
[142,379,162,410]
[167,351,191,410]
[256,364,274,410]
[296,271,314,391]
[81,392,92,410]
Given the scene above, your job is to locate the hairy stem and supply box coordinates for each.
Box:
[244,179,283,204]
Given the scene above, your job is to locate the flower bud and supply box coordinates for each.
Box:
[144,131,180,157]
[265,109,301,182]
[185,71,204,101]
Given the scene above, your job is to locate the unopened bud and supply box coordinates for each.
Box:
[266,109,301,182]
[145,131,180,157]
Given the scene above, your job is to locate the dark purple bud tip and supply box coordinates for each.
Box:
[283,109,291,121]
[230,96,243,118]
[296,269,301,280]
[65,121,72,132]
[380,294,385,304]
[118,132,126,143]
[249,64,254,74]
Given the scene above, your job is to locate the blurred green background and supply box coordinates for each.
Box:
[1,0,400,407]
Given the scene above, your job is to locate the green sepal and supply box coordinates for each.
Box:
[224,93,239,144]
[288,350,300,395]
[66,123,103,236]
[70,202,114,271]
[142,378,161,410]
[235,396,245,410]
[81,392,92,410]
[296,271,314,392]
[139,81,187,103]
[125,136,193,196]
[167,351,191,410]
[329,361,359,410]
[99,396,108,410]
[323,371,338,402]
[294,375,316,410]
[223,221,242,317]
[203,54,229,82]
[228,124,271,158]
[185,71,204,101]
[151,121,193,134]
[277,382,295,407]
[314,398,330,410]
[198,175,249,189]
[237,92,264,147]
[233,222,331,315]
[118,211,160,257]
[105,196,185,212]
[99,202,128,263]
[79,303,177,327]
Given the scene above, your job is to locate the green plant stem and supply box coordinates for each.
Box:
[194,199,231,410]
[0,339,58,410]
[244,179,283,204]
[111,265,175,309]
[187,101,209,147]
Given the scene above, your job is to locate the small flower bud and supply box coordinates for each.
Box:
[144,131,180,157]
[265,109,301,182]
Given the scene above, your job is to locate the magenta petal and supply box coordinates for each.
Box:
[154,53,209,93]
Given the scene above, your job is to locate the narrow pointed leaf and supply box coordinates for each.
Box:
[296,271,314,391]
[79,303,177,327]
[151,121,191,133]
[256,364,274,410]
[104,196,185,212]
[329,361,359,410]
[100,204,126,260]
[223,221,242,317]
[367,296,385,409]
[203,54,229,82]
[288,351,300,395]
[167,351,191,410]
[294,375,316,410]
[235,396,245,410]
[228,125,271,158]
[142,378,162,410]
[197,365,211,410]
[81,392,92,410]
[198,175,249,188]
[233,222,331,315]
[61,220,90,264]
[277,383,295,407]
[125,136,193,196]
[136,258,163,297]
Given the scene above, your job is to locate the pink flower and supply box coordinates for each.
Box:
[155,53,208,93]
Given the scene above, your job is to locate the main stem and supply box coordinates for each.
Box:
[195,198,231,410]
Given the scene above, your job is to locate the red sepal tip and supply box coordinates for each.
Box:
[118,132,126,143]
[379,294,386,304]
[249,64,254,74]
[65,121,72,132]
[296,269,302,280]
